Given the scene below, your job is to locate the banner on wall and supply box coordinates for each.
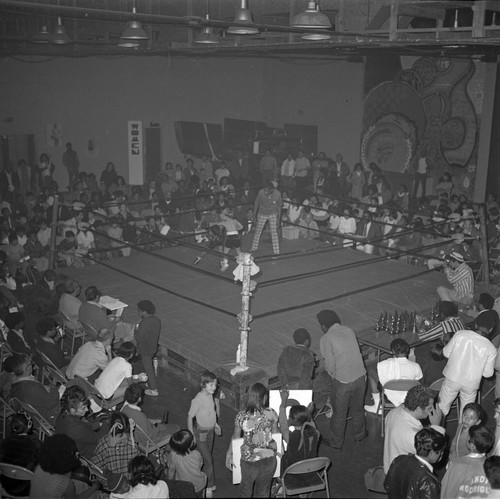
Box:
[128,121,143,185]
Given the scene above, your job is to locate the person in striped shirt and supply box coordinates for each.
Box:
[437,252,474,307]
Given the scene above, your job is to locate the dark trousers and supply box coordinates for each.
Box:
[412,173,427,198]
[239,456,276,498]
[194,426,215,488]
[330,375,367,448]
[140,354,157,391]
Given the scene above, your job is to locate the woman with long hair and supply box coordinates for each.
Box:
[225,382,279,497]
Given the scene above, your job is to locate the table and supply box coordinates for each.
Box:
[99,295,128,317]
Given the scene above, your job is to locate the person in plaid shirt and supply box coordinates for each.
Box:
[92,412,139,474]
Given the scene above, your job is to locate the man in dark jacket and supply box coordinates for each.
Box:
[134,300,161,397]
[277,328,315,389]
[384,427,447,499]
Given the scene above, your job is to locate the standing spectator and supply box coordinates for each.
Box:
[330,153,350,198]
[317,309,367,449]
[134,300,160,397]
[311,152,329,193]
[412,148,430,199]
[66,328,113,381]
[349,163,366,200]
[438,323,496,418]
[383,385,443,474]
[62,142,80,191]
[436,252,474,307]
[225,382,279,498]
[250,183,282,256]
[277,328,315,390]
[30,434,100,499]
[280,154,295,193]
[259,149,278,187]
[230,150,249,188]
[187,371,220,497]
[384,428,447,499]
[101,162,118,188]
[441,425,495,499]
[293,150,310,193]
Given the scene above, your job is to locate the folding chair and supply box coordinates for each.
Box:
[11,398,54,440]
[60,311,86,356]
[73,375,124,410]
[130,420,173,460]
[36,349,68,386]
[281,457,330,498]
[429,377,460,423]
[78,455,105,481]
[380,379,420,437]
[79,321,99,343]
[0,396,16,438]
[0,462,34,499]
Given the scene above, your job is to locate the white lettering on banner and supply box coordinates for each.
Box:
[128,121,143,184]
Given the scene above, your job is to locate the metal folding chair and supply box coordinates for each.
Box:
[36,349,68,386]
[11,398,54,440]
[73,375,124,410]
[430,377,460,423]
[0,462,34,499]
[0,395,16,438]
[60,312,86,356]
[281,457,330,498]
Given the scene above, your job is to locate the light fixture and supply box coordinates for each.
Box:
[196,12,220,44]
[121,2,149,41]
[291,0,333,29]
[49,17,72,45]
[33,25,50,43]
[118,41,140,48]
[301,32,331,41]
[227,0,259,35]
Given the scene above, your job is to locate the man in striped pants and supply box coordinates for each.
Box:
[437,252,474,307]
[250,183,282,256]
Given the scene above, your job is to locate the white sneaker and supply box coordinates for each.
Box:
[364,403,381,415]
[220,263,229,272]
[206,488,213,498]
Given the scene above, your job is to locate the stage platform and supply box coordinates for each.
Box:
[63,237,448,389]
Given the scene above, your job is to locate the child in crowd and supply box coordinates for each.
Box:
[449,403,486,462]
[187,371,221,497]
[217,208,243,271]
[167,429,207,498]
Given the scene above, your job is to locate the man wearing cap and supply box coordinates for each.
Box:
[438,322,496,418]
[277,328,316,390]
[437,252,474,307]
[317,309,367,448]
[250,183,282,256]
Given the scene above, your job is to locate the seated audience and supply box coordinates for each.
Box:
[10,353,60,423]
[35,317,69,369]
[121,383,179,448]
[167,429,207,497]
[441,425,495,499]
[364,338,423,415]
[94,342,146,400]
[297,212,319,240]
[30,433,100,499]
[111,455,169,499]
[66,328,113,381]
[384,428,447,499]
[92,411,139,475]
[0,412,41,497]
[436,252,474,307]
[59,279,82,326]
[55,385,105,460]
[6,311,32,355]
[383,385,442,473]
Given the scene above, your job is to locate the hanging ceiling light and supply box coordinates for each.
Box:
[49,17,72,45]
[291,0,333,29]
[121,2,149,41]
[118,41,140,48]
[227,0,259,35]
[196,13,220,44]
[33,25,50,43]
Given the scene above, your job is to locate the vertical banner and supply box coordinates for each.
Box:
[128,120,144,185]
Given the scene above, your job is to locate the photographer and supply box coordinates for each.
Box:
[436,252,474,307]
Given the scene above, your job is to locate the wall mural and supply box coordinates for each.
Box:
[361,56,480,198]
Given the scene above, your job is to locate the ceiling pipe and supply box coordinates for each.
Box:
[0,0,379,39]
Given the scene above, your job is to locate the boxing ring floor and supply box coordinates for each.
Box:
[62,236,448,380]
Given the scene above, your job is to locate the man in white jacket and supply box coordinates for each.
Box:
[438,322,497,418]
